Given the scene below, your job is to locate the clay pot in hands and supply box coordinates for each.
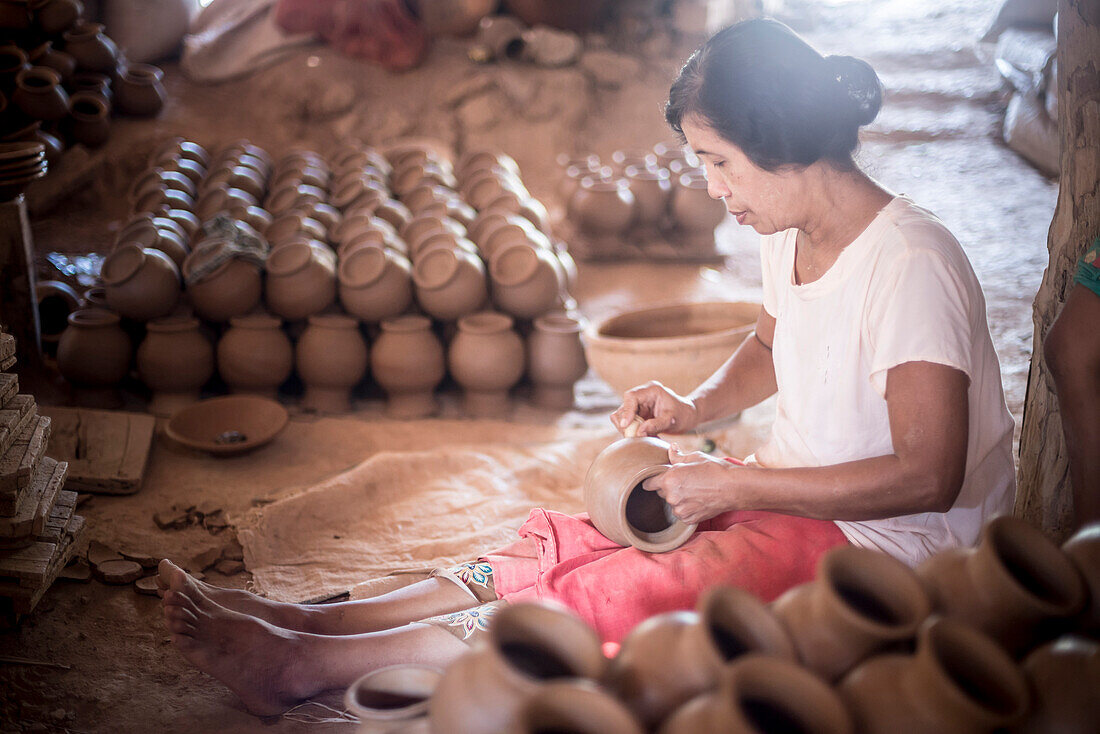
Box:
[429,602,606,734]
[62,22,119,74]
[182,239,263,323]
[370,315,445,418]
[216,313,293,397]
[264,240,337,321]
[100,244,181,322]
[569,177,635,236]
[583,436,694,553]
[772,545,931,682]
[1062,523,1100,636]
[412,246,488,322]
[659,655,853,734]
[295,314,368,413]
[625,166,672,226]
[113,63,165,116]
[136,316,214,416]
[526,314,586,409]
[838,616,1029,734]
[447,311,525,418]
[338,245,414,323]
[916,515,1087,657]
[1010,636,1100,734]
[671,173,726,238]
[13,67,69,120]
[345,664,442,732]
[488,242,564,320]
[57,308,132,387]
[505,680,643,734]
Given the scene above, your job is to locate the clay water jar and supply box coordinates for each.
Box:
[113,63,165,116]
[13,66,68,120]
[447,311,525,417]
[489,241,564,320]
[1010,636,1100,734]
[412,246,488,322]
[625,165,672,226]
[32,0,82,35]
[772,544,931,682]
[671,173,726,236]
[182,239,262,322]
[582,436,695,553]
[117,214,189,269]
[338,245,414,323]
[264,212,326,247]
[136,316,214,416]
[344,664,442,733]
[429,602,606,734]
[100,244,181,322]
[916,515,1087,656]
[264,240,337,321]
[62,22,119,74]
[526,314,586,409]
[505,680,643,734]
[295,314,368,413]
[216,313,293,397]
[838,616,1029,734]
[57,308,131,386]
[370,315,445,418]
[1062,522,1100,636]
[569,177,635,236]
[28,41,76,84]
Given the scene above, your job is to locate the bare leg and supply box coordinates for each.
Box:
[161,567,468,716]
[157,560,477,635]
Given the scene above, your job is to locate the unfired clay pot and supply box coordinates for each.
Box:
[526,314,586,409]
[447,311,525,417]
[100,244,181,322]
[33,0,83,36]
[264,240,337,321]
[61,22,119,73]
[488,242,564,320]
[671,174,726,238]
[772,544,931,682]
[136,316,214,416]
[370,315,445,418]
[838,616,1029,734]
[412,246,488,322]
[264,212,326,247]
[182,239,263,323]
[117,214,189,268]
[12,66,69,120]
[916,515,1087,656]
[429,602,606,734]
[625,166,672,226]
[295,314,369,413]
[344,664,442,732]
[1062,522,1100,636]
[583,436,694,553]
[57,308,131,386]
[338,246,414,323]
[216,313,293,397]
[505,680,643,734]
[113,63,165,117]
[569,177,635,236]
[1009,636,1100,734]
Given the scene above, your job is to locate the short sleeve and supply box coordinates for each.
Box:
[867,248,974,398]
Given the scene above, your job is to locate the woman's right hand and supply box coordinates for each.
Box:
[611,381,701,437]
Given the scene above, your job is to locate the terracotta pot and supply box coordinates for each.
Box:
[137,316,214,416]
[155,155,204,187]
[131,167,196,202]
[659,655,853,734]
[839,616,1029,734]
[429,602,606,734]
[182,239,263,322]
[406,219,467,261]
[100,244,181,322]
[117,214,189,268]
[112,63,166,116]
[372,198,413,234]
[370,315,445,418]
[302,201,341,233]
[164,207,201,239]
[32,0,82,35]
[505,680,643,734]
[1062,522,1100,636]
[338,245,414,323]
[773,545,931,682]
[195,185,256,222]
[1009,636,1100,734]
[332,175,388,212]
[13,66,69,120]
[157,138,209,169]
[216,313,293,397]
[229,205,273,235]
[481,216,551,262]
[133,185,194,217]
[28,42,76,84]
[57,308,131,386]
[526,314,586,409]
[582,436,694,553]
[569,177,635,236]
[344,664,442,733]
[265,240,337,321]
[625,166,672,226]
[62,22,120,74]
[295,314,368,413]
[917,515,1087,656]
[202,164,266,202]
[36,279,82,351]
[457,149,521,184]
[264,212,326,247]
[447,311,525,417]
[671,173,726,236]
[489,241,564,320]
[412,246,488,321]
[81,285,108,309]
[415,231,479,262]
[0,46,29,91]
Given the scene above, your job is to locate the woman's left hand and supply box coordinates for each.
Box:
[641,445,741,524]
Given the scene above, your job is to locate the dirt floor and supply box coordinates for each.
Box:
[1,0,1059,731]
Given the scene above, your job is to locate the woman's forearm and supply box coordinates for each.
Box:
[689,333,778,424]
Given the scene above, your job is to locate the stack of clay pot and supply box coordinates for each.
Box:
[379,515,1100,734]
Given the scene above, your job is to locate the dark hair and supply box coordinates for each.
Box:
[665,18,882,171]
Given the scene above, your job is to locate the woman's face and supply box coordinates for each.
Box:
[680,114,799,236]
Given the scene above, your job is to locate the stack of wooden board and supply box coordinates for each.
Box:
[0,328,87,615]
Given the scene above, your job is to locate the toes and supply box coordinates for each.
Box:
[166,614,196,635]
[163,589,200,616]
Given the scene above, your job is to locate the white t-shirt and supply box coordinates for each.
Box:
[753,196,1015,566]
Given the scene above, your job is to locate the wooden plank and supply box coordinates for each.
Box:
[0,515,87,614]
[39,492,76,543]
[38,407,154,495]
[0,394,36,458]
[0,333,13,362]
[0,457,62,540]
[0,356,13,371]
[0,373,17,408]
[0,415,50,509]
[0,541,56,582]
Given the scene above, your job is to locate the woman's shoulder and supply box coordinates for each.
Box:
[875,196,964,260]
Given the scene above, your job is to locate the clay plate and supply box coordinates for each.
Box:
[166,395,289,456]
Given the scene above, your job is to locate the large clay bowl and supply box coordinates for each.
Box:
[166,395,288,456]
[584,301,759,397]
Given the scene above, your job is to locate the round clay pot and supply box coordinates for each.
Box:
[133,185,195,217]
[1062,522,1100,636]
[13,66,69,120]
[412,246,488,321]
[526,314,586,409]
[264,212,326,247]
[916,515,1087,657]
[181,239,263,322]
[457,149,521,184]
[625,166,672,226]
[117,214,189,269]
[370,315,445,418]
[136,316,214,416]
[582,436,694,553]
[1010,636,1100,734]
[100,244,181,322]
[671,173,726,235]
[202,164,266,202]
[489,241,564,320]
[0,46,29,91]
[33,0,82,35]
[195,185,256,222]
[838,616,1029,734]
[28,42,75,83]
[447,311,525,417]
[130,167,196,202]
[295,314,368,413]
[416,231,479,261]
[57,309,131,386]
[568,177,635,236]
[429,602,606,734]
[113,63,165,117]
[156,156,204,187]
[338,245,414,323]
[481,216,550,262]
[301,201,341,233]
[264,240,337,321]
[773,545,931,682]
[344,664,442,730]
[62,22,120,74]
[372,198,413,233]
[36,279,82,352]
[216,313,293,397]
[506,680,643,734]
[156,138,209,169]
[229,205,273,235]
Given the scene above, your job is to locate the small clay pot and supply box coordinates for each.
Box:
[671,173,726,236]
[412,246,488,322]
[481,216,550,262]
[113,63,165,116]
[181,239,262,322]
[1010,636,1100,734]
[202,164,266,202]
[300,201,341,233]
[294,314,368,413]
[583,436,694,553]
[32,0,83,35]
[526,314,586,409]
[345,664,442,731]
[264,212,326,247]
[117,214,189,269]
[131,167,197,202]
[506,680,643,734]
[62,22,120,74]
[195,184,256,222]
[457,149,521,184]
[156,155,205,187]
[133,185,195,217]
[57,308,131,386]
[13,66,69,121]
[136,316,214,416]
[156,138,209,169]
[773,545,931,682]
[65,90,110,147]
[373,198,413,233]
[370,315,445,418]
[338,245,414,323]
[264,240,337,321]
[625,165,672,226]
[447,311,525,417]
[1062,523,1100,636]
[216,313,293,397]
[100,244,181,322]
[0,46,29,92]
[36,279,82,352]
[28,42,76,84]
[569,177,635,236]
[489,241,564,320]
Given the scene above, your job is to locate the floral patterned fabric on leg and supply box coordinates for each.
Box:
[421,600,508,644]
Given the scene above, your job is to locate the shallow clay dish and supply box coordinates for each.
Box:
[165,395,289,456]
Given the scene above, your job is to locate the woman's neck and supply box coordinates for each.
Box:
[798,166,894,253]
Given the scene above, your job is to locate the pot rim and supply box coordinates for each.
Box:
[533,313,583,335]
[344,664,443,722]
[456,310,513,334]
[615,463,697,552]
[100,243,149,286]
[489,241,539,286]
[338,245,389,289]
[379,314,432,333]
[67,307,120,327]
[587,301,759,349]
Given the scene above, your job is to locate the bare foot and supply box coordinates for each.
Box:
[161,566,319,716]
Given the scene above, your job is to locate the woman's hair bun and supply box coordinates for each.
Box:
[824,54,883,126]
